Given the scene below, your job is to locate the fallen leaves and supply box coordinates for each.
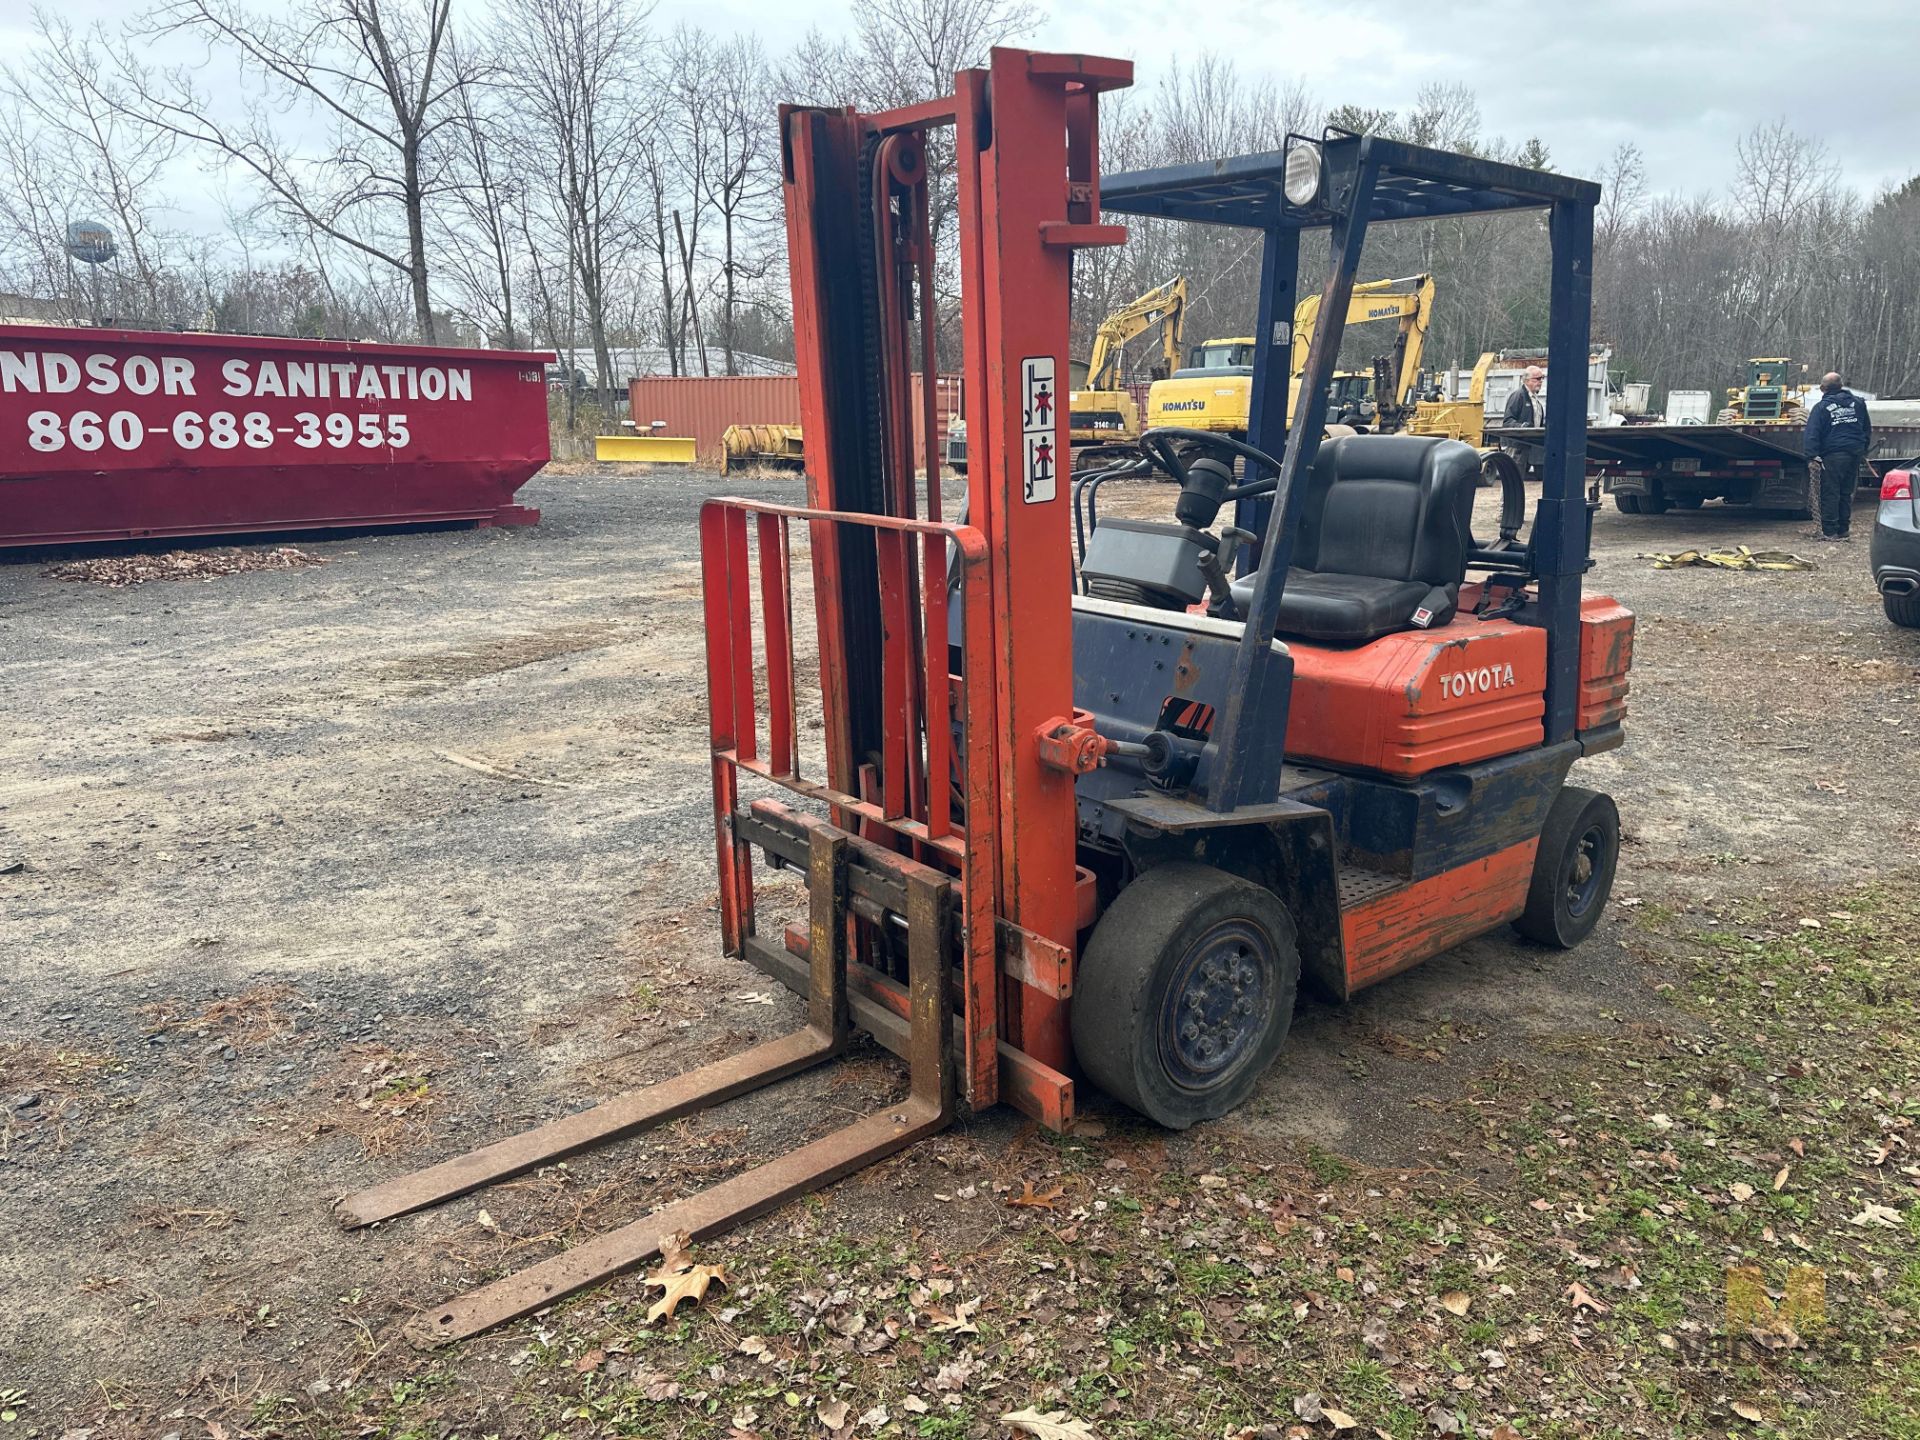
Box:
[1290,1392,1354,1427]
[929,1298,981,1335]
[646,1232,728,1324]
[44,545,327,587]
[1730,1399,1766,1423]
[1565,1281,1610,1314]
[816,1398,851,1431]
[1439,1290,1471,1316]
[1849,1202,1902,1228]
[1001,1405,1097,1439]
[1007,1180,1065,1210]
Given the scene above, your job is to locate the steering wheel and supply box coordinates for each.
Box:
[1138,427,1285,492]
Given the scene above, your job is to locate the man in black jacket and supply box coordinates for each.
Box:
[1803,373,1872,540]
[1502,366,1545,428]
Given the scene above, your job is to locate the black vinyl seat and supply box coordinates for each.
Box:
[1229,434,1480,644]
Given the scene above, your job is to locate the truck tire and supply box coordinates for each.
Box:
[1885,591,1920,629]
[1639,490,1673,515]
[1614,493,1642,514]
[1672,495,1704,509]
[1515,786,1619,949]
[1072,863,1299,1130]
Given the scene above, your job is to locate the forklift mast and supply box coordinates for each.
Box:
[755,49,1134,1116]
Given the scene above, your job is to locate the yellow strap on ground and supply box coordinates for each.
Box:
[1641,544,1814,571]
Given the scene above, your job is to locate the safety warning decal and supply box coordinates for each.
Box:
[1020,355,1057,503]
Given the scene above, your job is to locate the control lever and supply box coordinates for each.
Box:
[1196,525,1257,617]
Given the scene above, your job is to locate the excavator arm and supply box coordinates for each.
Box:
[1290,274,1435,402]
[1085,277,1187,392]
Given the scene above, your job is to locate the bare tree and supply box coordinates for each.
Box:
[701,35,779,375]
[431,49,525,347]
[1,14,180,320]
[110,0,457,341]
[493,0,651,392]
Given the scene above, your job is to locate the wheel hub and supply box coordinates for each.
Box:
[1565,826,1605,917]
[1160,920,1273,1090]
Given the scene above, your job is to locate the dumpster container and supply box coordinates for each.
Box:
[0,326,554,548]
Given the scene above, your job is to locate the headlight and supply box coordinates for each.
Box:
[1283,142,1323,207]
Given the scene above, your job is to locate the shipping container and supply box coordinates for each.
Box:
[626,373,962,468]
[0,325,553,548]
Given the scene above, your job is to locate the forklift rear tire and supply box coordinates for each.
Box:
[1072,863,1299,1130]
[1515,786,1619,948]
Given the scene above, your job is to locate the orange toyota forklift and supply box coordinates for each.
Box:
[336,50,1631,1344]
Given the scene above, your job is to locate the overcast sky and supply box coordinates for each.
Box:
[8,0,1918,210]
[652,0,1920,199]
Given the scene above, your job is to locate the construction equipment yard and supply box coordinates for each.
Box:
[4,467,1918,1438]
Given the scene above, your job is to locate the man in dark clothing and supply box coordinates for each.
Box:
[1503,365,1546,428]
[1803,372,1872,540]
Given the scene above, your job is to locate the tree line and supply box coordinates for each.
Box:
[4,4,1916,408]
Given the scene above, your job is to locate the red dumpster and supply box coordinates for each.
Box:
[0,326,554,548]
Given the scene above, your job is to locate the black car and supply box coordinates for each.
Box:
[1870,461,1920,628]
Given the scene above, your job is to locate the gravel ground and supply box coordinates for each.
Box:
[2,466,1916,1429]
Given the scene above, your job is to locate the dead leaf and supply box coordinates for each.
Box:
[1728,1182,1755,1203]
[1789,1137,1805,1157]
[1850,1202,1902,1228]
[1293,1393,1325,1423]
[1008,1180,1065,1210]
[1323,1407,1358,1431]
[646,1258,729,1324]
[1772,1165,1791,1192]
[1490,1427,1524,1440]
[1731,1400,1765,1423]
[931,1298,981,1334]
[1439,1290,1471,1316]
[818,1399,851,1431]
[573,1347,606,1374]
[1001,1406,1098,1439]
[900,1396,930,1415]
[1565,1281,1610,1314]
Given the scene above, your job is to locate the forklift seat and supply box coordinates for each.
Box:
[1230,434,1480,644]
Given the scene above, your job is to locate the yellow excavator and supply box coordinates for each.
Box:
[1146,273,1435,438]
[1070,277,1187,454]
[1406,350,1497,446]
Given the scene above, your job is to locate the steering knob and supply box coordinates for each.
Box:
[1174,456,1234,529]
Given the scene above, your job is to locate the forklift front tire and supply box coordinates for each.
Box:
[1072,863,1299,1130]
[1515,786,1619,948]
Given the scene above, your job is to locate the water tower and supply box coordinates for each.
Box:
[64,219,117,325]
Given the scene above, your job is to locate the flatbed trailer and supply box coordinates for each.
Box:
[1501,420,1920,517]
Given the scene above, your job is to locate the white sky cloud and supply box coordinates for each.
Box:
[7,0,1916,240]
[654,0,1920,198]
